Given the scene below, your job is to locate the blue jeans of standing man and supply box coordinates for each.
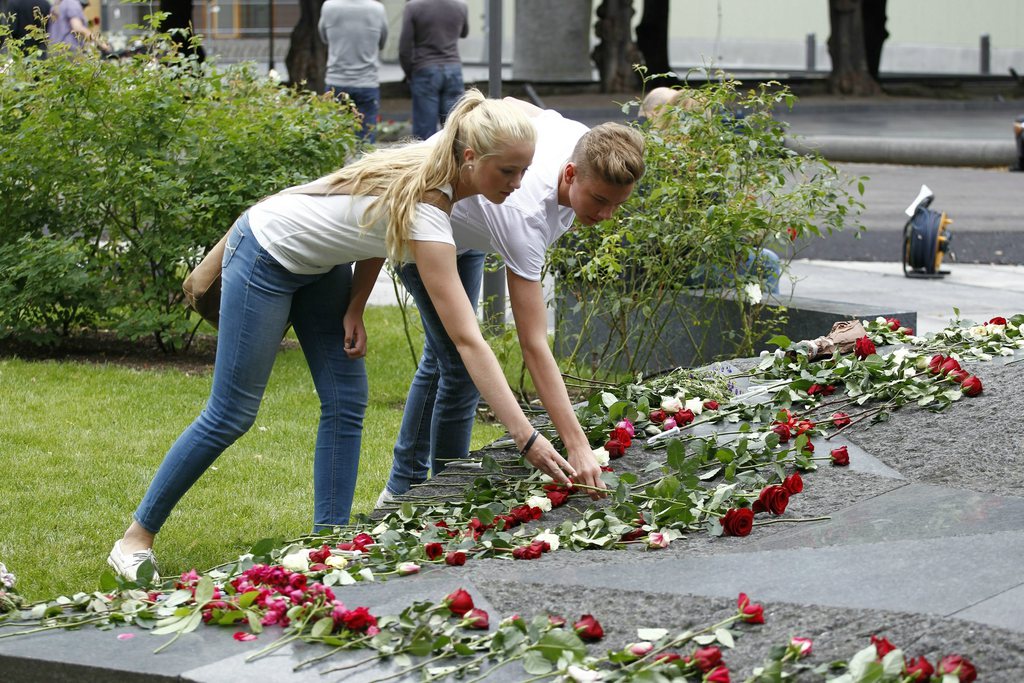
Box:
[134,213,368,533]
[385,250,484,495]
[327,84,380,143]
[409,63,465,140]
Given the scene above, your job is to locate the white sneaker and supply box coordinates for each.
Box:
[374,488,396,508]
[107,540,160,582]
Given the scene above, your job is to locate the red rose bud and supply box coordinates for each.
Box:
[604,439,626,459]
[620,527,647,542]
[649,409,667,424]
[465,608,489,630]
[573,614,605,641]
[655,652,682,663]
[424,542,443,560]
[737,592,765,624]
[904,656,935,681]
[548,614,566,628]
[546,489,570,507]
[794,419,815,436]
[961,375,983,397]
[885,317,901,331]
[772,423,791,442]
[703,400,719,410]
[308,544,331,564]
[445,551,466,566]
[720,507,754,537]
[444,588,474,616]
[831,412,851,428]
[801,441,815,455]
[807,383,825,396]
[901,327,914,336]
[870,634,896,658]
[947,368,969,384]
[783,472,803,495]
[692,645,723,672]
[928,354,946,374]
[790,636,813,658]
[674,409,695,426]
[939,358,962,376]
[938,654,977,682]
[610,427,633,447]
[854,336,876,359]
[787,226,798,241]
[830,445,850,466]
[705,665,731,683]
[987,316,1007,325]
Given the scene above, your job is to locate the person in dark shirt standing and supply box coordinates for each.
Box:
[399,0,468,140]
[1,0,51,54]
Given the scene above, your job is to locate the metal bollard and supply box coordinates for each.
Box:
[980,34,991,75]
[806,33,816,73]
[1013,115,1024,172]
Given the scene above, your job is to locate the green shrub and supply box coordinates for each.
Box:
[548,74,865,376]
[0,22,361,351]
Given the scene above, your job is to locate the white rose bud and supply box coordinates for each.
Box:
[660,396,682,413]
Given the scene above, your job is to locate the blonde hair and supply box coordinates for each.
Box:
[570,122,646,186]
[640,87,701,128]
[324,89,536,262]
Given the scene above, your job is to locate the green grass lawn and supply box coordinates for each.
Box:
[0,306,504,601]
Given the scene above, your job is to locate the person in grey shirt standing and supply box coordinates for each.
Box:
[319,0,388,142]
[399,0,468,140]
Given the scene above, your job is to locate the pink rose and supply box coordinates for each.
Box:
[662,418,677,431]
[648,532,670,549]
[790,637,813,658]
[830,445,850,466]
[628,641,654,657]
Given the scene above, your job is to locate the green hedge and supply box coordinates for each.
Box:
[0,26,360,350]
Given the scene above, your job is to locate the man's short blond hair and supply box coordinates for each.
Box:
[570,122,646,186]
[640,87,700,124]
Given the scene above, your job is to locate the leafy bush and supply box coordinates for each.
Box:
[0,21,361,350]
[548,74,864,376]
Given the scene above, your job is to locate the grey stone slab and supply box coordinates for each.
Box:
[0,575,494,683]
[821,437,905,480]
[745,483,1024,551]
[952,581,1024,633]
[504,529,1024,632]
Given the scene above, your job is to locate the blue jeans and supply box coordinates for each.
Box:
[134,213,368,533]
[409,64,464,140]
[327,84,380,143]
[385,250,484,494]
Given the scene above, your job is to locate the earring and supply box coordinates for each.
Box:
[467,164,474,171]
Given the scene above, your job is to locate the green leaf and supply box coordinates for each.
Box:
[522,650,554,675]
[249,537,280,561]
[767,335,792,349]
[311,616,335,638]
[193,575,215,605]
[407,637,434,657]
[534,629,586,663]
[714,627,735,649]
[98,569,119,593]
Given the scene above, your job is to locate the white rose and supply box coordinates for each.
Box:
[591,446,610,466]
[567,665,603,682]
[281,549,310,573]
[743,282,763,304]
[660,396,682,413]
[525,495,553,513]
[534,529,560,551]
[325,555,348,570]
[684,397,704,415]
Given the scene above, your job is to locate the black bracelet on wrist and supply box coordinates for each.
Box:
[520,430,540,457]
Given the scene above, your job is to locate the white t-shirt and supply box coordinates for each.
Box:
[247,186,455,274]
[450,109,588,281]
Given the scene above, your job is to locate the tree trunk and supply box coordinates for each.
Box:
[158,0,205,61]
[285,0,326,92]
[635,0,676,88]
[861,0,888,80]
[592,0,642,93]
[826,0,881,95]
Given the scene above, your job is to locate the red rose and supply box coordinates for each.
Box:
[692,645,723,672]
[675,409,695,426]
[548,614,566,628]
[961,375,983,397]
[649,409,667,424]
[939,357,962,376]
[573,614,604,641]
[870,634,896,658]
[948,368,969,384]
[904,656,935,681]
[885,317,901,331]
[445,551,466,566]
[783,472,803,495]
[510,506,535,525]
[902,327,914,335]
[546,489,570,507]
[703,400,719,410]
[938,654,977,682]
[705,665,731,683]
[621,527,647,542]
[655,652,681,663]
[610,427,633,447]
[720,508,754,537]
[801,441,815,455]
[772,423,791,443]
[465,608,489,630]
[752,485,790,515]
[987,316,1007,325]
[807,383,825,396]
[831,412,851,428]
[604,439,626,459]
[339,606,377,632]
[854,336,876,359]
[444,588,474,616]
[830,445,850,466]
[737,592,765,624]
[794,419,815,436]
[308,544,331,564]
[424,543,443,560]
[928,354,946,374]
